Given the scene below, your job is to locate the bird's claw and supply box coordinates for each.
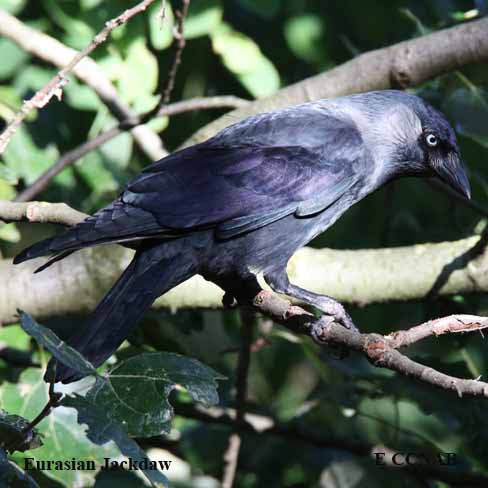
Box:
[310,315,335,343]
[313,299,359,334]
[335,310,359,333]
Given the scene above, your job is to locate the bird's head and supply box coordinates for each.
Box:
[360,90,471,200]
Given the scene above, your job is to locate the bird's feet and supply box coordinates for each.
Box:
[312,297,359,333]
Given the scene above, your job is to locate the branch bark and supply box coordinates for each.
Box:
[2,201,488,397]
[0,201,87,226]
[184,17,488,147]
[0,2,165,160]
[250,290,488,397]
[2,200,488,323]
[222,309,254,488]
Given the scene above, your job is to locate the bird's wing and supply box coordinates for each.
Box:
[123,112,367,240]
[15,108,368,266]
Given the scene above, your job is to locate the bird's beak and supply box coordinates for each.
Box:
[433,153,471,200]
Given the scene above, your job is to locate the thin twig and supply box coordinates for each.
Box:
[252,290,488,397]
[20,386,59,436]
[162,0,190,104]
[386,314,488,348]
[157,0,167,23]
[0,0,157,156]
[0,8,165,161]
[7,378,61,453]
[222,309,254,488]
[14,96,247,203]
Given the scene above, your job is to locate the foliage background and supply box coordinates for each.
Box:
[1,0,488,486]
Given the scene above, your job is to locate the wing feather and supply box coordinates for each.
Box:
[123,112,367,239]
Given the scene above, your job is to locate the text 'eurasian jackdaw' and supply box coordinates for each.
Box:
[15,90,471,383]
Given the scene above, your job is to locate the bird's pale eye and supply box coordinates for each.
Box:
[425,133,438,147]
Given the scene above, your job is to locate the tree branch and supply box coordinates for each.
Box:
[385,314,488,349]
[251,290,488,397]
[161,0,190,105]
[184,17,488,147]
[222,309,254,488]
[2,201,488,397]
[3,201,488,324]
[0,201,87,225]
[0,1,161,158]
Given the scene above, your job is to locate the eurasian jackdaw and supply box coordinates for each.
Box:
[15,89,471,383]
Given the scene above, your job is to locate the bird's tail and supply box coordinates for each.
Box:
[46,241,198,383]
[13,199,162,272]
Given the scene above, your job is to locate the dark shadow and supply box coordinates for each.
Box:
[427,230,488,298]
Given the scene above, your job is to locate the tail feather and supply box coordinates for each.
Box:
[34,251,76,273]
[45,241,197,383]
[13,199,162,266]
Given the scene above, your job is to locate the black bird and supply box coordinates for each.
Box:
[14,90,471,383]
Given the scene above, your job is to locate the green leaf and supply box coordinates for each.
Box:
[0,161,18,184]
[211,24,280,98]
[42,0,95,50]
[118,39,158,104]
[13,65,53,95]
[2,125,59,185]
[0,85,23,123]
[80,0,103,9]
[0,38,30,81]
[238,59,282,99]
[85,352,225,437]
[284,15,326,64]
[76,150,119,194]
[0,410,42,453]
[148,0,175,50]
[0,448,39,488]
[62,395,171,488]
[0,324,31,351]
[98,122,133,170]
[19,312,97,378]
[0,369,120,487]
[0,0,27,15]
[185,0,223,39]
[63,75,101,112]
[0,222,21,243]
[75,113,133,194]
[0,178,16,199]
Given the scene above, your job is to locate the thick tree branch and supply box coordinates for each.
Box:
[2,201,488,398]
[2,201,488,322]
[185,17,488,147]
[0,201,87,225]
[0,1,163,159]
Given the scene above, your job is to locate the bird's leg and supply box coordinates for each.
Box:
[264,269,359,333]
[209,272,262,308]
